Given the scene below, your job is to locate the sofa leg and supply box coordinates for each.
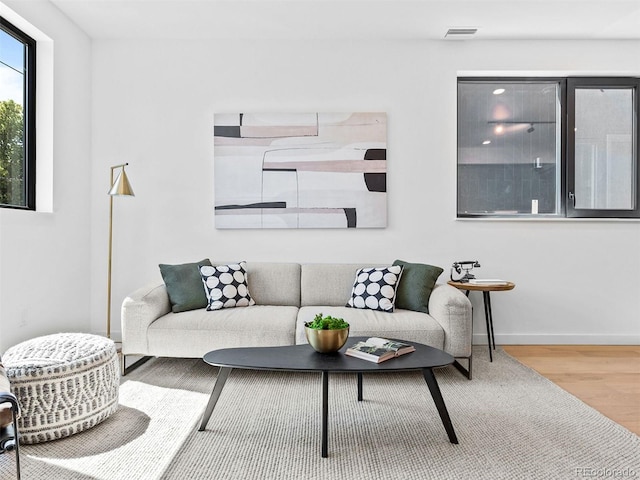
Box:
[453,356,472,380]
[121,355,153,376]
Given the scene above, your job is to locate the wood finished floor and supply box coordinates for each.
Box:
[503,345,640,436]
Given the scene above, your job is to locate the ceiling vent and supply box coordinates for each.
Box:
[444,27,478,40]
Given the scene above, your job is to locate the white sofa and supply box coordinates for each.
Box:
[121,262,473,377]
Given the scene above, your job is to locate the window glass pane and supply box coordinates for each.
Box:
[0,26,25,207]
[0,29,24,73]
[458,81,561,216]
[574,88,634,210]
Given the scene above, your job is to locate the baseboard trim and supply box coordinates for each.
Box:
[473,333,640,345]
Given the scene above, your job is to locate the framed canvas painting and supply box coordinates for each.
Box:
[214,112,387,229]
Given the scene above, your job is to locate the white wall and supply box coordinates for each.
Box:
[0,1,92,352]
[0,9,636,356]
[90,38,640,345]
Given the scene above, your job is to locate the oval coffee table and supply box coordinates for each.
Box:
[198,337,458,457]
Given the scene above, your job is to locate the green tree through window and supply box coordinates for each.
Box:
[0,17,35,210]
[0,99,24,205]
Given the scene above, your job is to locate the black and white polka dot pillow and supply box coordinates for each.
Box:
[199,262,256,311]
[346,265,404,312]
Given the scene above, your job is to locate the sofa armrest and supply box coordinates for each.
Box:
[0,362,19,428]
[121,282,171,355]
[0,393,19,426]
[428,283,472,358]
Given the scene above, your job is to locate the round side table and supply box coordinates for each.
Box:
[448,281,515,362]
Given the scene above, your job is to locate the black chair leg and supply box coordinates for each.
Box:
[1,395,21,480]
[12,410,20,480]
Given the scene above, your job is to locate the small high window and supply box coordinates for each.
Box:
[0,17,36,210]
[457,77,640,219]
[457,79,562,217]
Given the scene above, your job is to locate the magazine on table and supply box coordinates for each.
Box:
[468,279,509,285]
[345,337,415,363]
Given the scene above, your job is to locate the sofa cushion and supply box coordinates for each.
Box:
[200,262,255,310]
[346,265,403,312]
[393,259,444,314]
[159,258,212,313]
[301,263,366,306]
[211,262,301,307]
[147,305,299,357]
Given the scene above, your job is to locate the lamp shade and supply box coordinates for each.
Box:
[109,169,135,196]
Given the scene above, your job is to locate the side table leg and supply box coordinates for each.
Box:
[486,291,496,351]
[198,367,232,431]
[357,372,363,401]
[422,368,458,444]
[322,371,329,457]
[482,291,493,362]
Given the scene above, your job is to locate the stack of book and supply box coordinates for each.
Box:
[345,337,415,363]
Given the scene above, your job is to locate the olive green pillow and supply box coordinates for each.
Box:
[392,259,444,314]
[159,259,212,313]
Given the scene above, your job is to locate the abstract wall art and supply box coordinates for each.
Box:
[214,112,387,229]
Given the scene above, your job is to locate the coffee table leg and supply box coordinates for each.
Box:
[422,368,458,444]
[322,371,329,457]
[198,367,232,431]
[357,372,363,401]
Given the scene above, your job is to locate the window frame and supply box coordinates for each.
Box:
[0,16,36,211]
[457,76,640,219]
[566,77,640,218]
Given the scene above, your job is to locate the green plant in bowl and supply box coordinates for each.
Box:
[305,313,350,353]
[305,313,350,330]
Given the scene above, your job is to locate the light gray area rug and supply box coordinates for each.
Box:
[2,347,638,480]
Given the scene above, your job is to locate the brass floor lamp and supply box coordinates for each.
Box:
[107,163,135,339]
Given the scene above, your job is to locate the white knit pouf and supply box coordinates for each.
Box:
[3,333,120,444]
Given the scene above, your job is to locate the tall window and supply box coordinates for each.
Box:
[457,77,640,219]
[0,17,36,210]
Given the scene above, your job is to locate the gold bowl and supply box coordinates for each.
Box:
[304,325,350,353]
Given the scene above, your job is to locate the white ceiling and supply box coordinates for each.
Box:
[48,0,640,40]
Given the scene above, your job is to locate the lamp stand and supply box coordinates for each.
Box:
[107,163,134,340]
[107,170,114,339]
